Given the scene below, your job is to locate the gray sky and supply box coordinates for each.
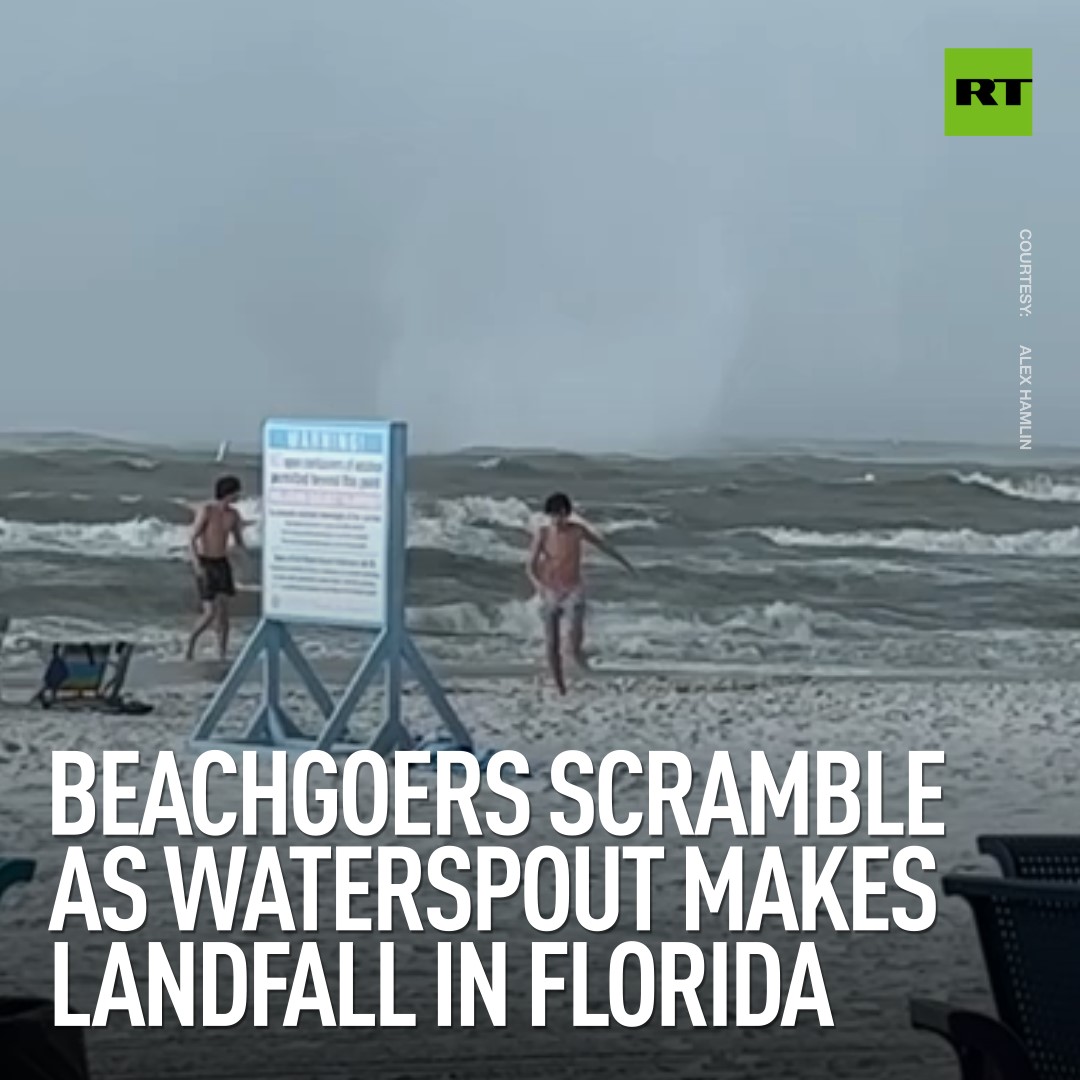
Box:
[1,1,1077,452]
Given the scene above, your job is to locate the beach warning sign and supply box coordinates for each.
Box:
[261,419,391,627]
[193,417,469,755]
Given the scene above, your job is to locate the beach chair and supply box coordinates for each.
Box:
[910,874,1080,1078]
[0,859,91,1076]
[0,997,91,1079]
[31,641,152,715]
[0,858,34,906]
[978,833,1080,882]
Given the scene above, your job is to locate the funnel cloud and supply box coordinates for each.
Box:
[0,1,1076,451]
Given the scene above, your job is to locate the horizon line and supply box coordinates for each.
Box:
[0,427,1077,458]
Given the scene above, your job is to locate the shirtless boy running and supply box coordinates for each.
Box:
[527,492,634,694]
[185,475,246,661]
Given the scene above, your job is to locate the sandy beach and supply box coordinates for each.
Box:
[2,663,1076,1079]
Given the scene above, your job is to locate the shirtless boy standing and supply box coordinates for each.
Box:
[527,492,634,694]
[185,475,246,661]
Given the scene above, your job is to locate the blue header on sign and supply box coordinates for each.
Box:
[265,421,387,455]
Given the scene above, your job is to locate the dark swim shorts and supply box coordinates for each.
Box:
[197,557,235,602]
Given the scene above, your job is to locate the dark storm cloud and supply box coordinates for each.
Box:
[0,0,1076,450]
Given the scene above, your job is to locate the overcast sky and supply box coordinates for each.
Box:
[1,1,1077,452]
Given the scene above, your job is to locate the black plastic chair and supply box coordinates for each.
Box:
[911,874,1080,1078]
[0,863,90,1076]
[0,857,34,905]
[0,997,90,1079]
[978,834,1080,883]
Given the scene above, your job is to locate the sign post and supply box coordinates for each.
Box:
[190,419,472,755]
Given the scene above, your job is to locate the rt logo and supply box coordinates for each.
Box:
[944,48,1032,136]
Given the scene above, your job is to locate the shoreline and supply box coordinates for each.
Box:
[8,652,1080,706]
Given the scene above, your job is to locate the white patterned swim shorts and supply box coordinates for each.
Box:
[539,587,586,620]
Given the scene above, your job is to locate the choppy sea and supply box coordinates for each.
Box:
[2,433,1080,673]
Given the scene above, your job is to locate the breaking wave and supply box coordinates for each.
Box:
[757,525,1080,557]
[0,496,659,564]
[953,471,1080,504]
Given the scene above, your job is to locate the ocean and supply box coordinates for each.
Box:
[3,435,1079,1079]
[3,433,1080,675]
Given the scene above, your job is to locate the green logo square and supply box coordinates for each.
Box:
[944,48,1032,136]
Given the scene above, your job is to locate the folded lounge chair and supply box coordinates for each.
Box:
[31,642,152,715]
